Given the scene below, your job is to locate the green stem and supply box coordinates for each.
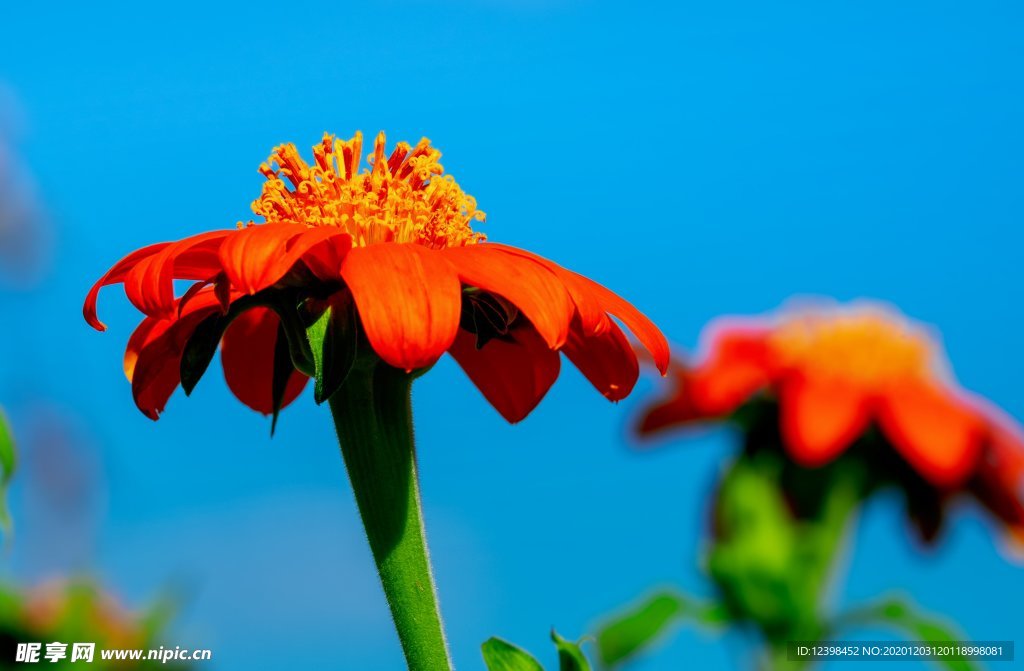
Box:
[328,361,451,671]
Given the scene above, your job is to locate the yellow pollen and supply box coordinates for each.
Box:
[248,131,486,248]
[769,309,934,388]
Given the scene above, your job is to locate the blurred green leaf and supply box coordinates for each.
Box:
[707,452,863,645]
[482,637,544,671]
[595,591,730,668]
[552,630,591,671]
[595,591,683,666]
[832,597,977,671]
[0,407,15,538]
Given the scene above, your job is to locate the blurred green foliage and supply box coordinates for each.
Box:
[0,407,15,539]
[482,631,593,671]
[594,591,728,668]
[589,401,978,669]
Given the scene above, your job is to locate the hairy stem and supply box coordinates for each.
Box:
[328,362,451,671]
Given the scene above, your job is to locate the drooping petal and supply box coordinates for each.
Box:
[563,321,638,402]
[573,273,670,375]
[687,326,774,416]
[448,325,560,423]
[779,373,872,466]
[877,379,984,486]
[484,243,611,336]
[128,291,226,419]
[972,421,1024,547]
[219,223,352,294]
[124,316,165,382]
[341,243,461,371]
[131,337,185,420]
[123,230,232,320]
[85,242,172,330]
[221,307,308,414]
[636,367,701,434]
[442,244,574,349]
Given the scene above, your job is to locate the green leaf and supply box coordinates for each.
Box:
[832,597,978,671]
[180,312,231,395]
[594,592,729,668]
[270,321,295,435]
[481,637,545,671]
[552,631,591,671]
[0,407,15,538]
[595,591,685,667]
[305,294,358,404]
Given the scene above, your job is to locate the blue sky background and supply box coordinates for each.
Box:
[1,1,1022,668]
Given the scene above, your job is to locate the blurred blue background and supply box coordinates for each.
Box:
[1,1,1022,668]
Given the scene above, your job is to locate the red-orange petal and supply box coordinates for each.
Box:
[221,307,308,414]
[573,273,670,375]
[300,230,357,281]
[123,230,232,320]
[636,367,701,434]
[563,320,639,402]
[779,373,872,467]
[341,243,462,371]
[218,223,353,295]
[686,327,774,416]
[442,244,574,349]
[85,242,172,331]
[124,316,165,382]
[128,291,226,419]
[877,379,984,486]
[483,243,611,336]
[448,325,560,423]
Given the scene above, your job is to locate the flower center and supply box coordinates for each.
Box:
[249,132,486,248]
[769,308,933,388]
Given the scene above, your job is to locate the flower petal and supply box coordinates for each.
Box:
[128,291,226,419]
[442,244,574,349]
[972,422,1024,546]
[573,274,670,375]
[687,326,774,416]
[484,243,611,336]
[85,242,171,331]
[219,223,352,294]
[221,307,308,414]
[123,230,231,320]
[563,321,638,402]
[636,367,700,434]
[779,374,871,466]
[877,379,984,486]
[448,325,560,423]
[341,243,461,371]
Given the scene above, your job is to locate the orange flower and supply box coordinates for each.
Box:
[85,132,668,422]
[637,301,1024,524]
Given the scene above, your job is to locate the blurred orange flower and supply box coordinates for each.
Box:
[637,301,1024,538]
[85,132,668,421]
[18,580,147,650]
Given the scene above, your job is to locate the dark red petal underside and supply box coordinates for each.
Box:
[573,273,670,375]
[221,307,308,415]
[448,325,560,423]
[563,320,639,402]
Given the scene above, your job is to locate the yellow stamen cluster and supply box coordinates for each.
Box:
[769,307,934,387]
[249,132,486,248]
